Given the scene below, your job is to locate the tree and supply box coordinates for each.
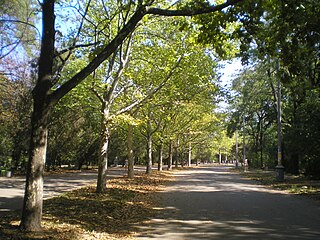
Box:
[227,62,277,168]
[0,56,33,173]
[196,0,320,174]
[235,0,319,174]
[47,60,101,170]
[14,0,244,231]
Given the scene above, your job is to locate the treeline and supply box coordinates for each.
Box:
[1,0,319,231]
[0,3,225,176]
[225,0,320,178]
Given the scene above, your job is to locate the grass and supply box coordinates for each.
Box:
[238,168,320,200]
[0,171,173,240]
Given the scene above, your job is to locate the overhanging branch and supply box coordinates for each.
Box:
[48,0,243,105]
[146,0,243,16]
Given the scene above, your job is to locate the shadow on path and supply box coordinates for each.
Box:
[0,168,126,212]
[135,166,320,240]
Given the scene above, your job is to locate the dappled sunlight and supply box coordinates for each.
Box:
[135,217,310,240]
[134,165,320,239]
[165,167,286,194]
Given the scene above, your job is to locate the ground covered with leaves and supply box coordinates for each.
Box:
[0,171,173,240]
[240,168,320,201]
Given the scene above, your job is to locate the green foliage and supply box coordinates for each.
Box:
[0,58,33,172]
[286,90,320,178]
[223,0,320,176]
[47,59,101,169]
[228,61,278,168]
[0,0,39,58]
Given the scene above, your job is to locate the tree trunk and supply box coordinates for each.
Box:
[96,116,110,193]
[187,142,192,167]
[168,140,173,170]
[146,111,153,175]
[157,143,163,171]
[146,134,153,175]
[174,139,179,168]
[258,117,264,168]
[20,0,55,231]
[127,124,134,178]
[20,106,50,231]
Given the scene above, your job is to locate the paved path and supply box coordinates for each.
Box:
[135,165,320,240]
[0,168,126,212]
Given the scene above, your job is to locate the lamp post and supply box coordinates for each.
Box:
[275,61,284,181]
[235,130,239,168]
[243,115,246,162]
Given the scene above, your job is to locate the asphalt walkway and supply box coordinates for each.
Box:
[135,165,320,240]
[0,168,126,212]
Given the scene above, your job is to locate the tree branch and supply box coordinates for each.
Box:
[54,42,98,58]
[117,54,184,116]
[48,6,147,105]
[91,84,104,104]
[0,19,40,36]
[146,0,243,16]
[48,0,243,105]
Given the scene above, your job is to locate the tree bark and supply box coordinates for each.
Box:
[157,143,163,171]
[146,116,153,175]
[187,142,192,167]
[127,124,134,178]
[174,139,179,168]
[20,0,54,231]
[96,110,110,193]
[21,105,50,231]
[96,126,109,193]
[168,140,173,170]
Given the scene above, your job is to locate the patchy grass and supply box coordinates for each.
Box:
[238,168,320,200]
[0,171,173,240]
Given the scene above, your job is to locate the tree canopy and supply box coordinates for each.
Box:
[1,0,320,233]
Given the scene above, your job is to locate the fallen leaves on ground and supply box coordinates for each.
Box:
[0,171,174,240]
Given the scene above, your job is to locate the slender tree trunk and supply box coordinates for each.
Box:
[258,118,264,168]
[146,134,153,175]
[20,0,55,231]
[157,143,163,171]
[96,113,110,193]
[260,127,264,168]
[146,136,153,175]
[187,142,192,167]
[127,124,134,178]
[146,110,153,175]
[168,140,173,170]
[174,139,179,168]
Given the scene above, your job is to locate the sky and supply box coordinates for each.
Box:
[217,58,242,110]
[219,58,242,87]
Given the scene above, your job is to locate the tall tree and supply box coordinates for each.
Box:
[15,0,243,231]
[228,62,277,167]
